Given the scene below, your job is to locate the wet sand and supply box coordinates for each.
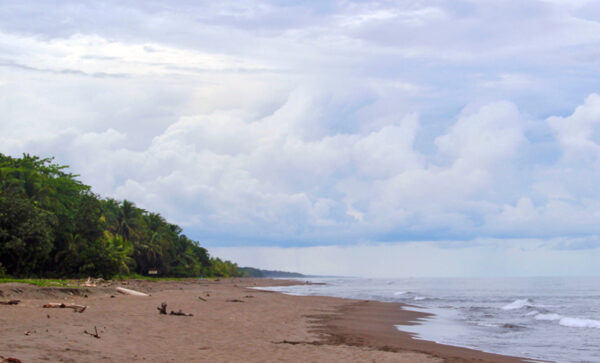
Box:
[0,279,526,362]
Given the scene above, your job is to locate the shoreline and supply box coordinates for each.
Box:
[0,278,527,362]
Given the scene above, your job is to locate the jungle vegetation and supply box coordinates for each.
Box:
[0,153,241,279]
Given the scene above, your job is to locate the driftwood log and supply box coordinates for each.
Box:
[42,303,87,313]
[170,309,193,317]
[0,300,20,305]
[116,287,149,296]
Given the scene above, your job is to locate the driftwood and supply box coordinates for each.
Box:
[84,326,100,339]
[116,287,149,297]
[170,310,193,317]
[42,303,87,313]
[197,296,207,302]
[0,300,20,305]
[1,356,22,363]
[226,299,244,303]
[157,302,192,316]
[81,277,96,287]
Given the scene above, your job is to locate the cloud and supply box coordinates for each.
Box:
[547,93,600,163]
[2,0,600,262]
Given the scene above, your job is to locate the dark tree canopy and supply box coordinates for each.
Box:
[0,153,240,279]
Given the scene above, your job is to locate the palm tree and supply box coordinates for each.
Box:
[116,200,142,241]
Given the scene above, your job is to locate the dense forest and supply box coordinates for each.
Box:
[0,153,241,279]
[238,267,305,278]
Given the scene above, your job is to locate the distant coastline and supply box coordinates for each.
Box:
[238,267,306,278]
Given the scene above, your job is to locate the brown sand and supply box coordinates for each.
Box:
[0,279,527,362]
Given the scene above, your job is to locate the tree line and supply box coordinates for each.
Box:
[0,153,241,279]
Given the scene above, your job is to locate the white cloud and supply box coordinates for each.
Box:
[480,73,541,90]
[547,93,600,162]
[0,32,270,77]
[2,0,600,259]
[435,101,524,168]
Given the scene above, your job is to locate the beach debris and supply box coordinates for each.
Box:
[244,295,254,298]
[157,302,193,316]
[0,300,21,305]
[42,302,87,313]
[226,299,244,303]
[273,340,323,346]
[24,331,31,336]
[170,309,193,317]
[1,356,22,363]
[84,326,101,339]
[197,296,207,302]
[116,287,149,296]
[157,302,168,315]
[82,277,96,287]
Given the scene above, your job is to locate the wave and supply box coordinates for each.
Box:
[394,291,408,296]
[534,313,561,321]
[530,313,600,329]
[502,299,535,310]
[414,296,426,301]
[559,317,600,329]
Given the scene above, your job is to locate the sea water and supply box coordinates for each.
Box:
[258,277,600,362]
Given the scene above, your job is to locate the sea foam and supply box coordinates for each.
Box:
[559,317,600,329]
[502,299,534,310]
[534,313,561,321]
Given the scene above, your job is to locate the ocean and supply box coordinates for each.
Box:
[258,277,600,363]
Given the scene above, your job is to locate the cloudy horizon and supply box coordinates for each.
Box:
[3,0,600,276]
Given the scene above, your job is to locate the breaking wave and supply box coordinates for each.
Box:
[502,299,535,310]
[559,317,600,329]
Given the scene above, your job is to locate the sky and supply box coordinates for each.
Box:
[2,0,600,276]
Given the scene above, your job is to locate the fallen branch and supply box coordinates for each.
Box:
[170,309,193,317]
[116,287,149,297]
[0,300,20,305]
[43,303,87,313]
[156,302,192,316]
[84,326,100,339]
[197,296,207,302]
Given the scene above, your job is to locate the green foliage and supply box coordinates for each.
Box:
[0,277,74,287]
[0,153,241,279]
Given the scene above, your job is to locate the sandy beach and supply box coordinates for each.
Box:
[0,279,526,362]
